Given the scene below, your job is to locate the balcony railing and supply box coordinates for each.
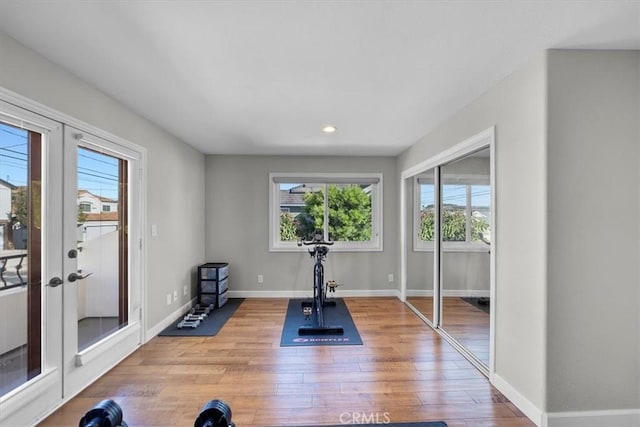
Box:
[0,252,27,291]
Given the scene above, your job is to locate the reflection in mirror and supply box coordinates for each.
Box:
[440,147,491,366]
[405,168,435,323]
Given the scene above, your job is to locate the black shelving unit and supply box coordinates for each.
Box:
[197,262,229,308]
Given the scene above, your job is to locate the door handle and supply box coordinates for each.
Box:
[68,271,93,282]
[48,277,64,287]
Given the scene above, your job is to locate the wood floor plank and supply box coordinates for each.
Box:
[38,297,534,427]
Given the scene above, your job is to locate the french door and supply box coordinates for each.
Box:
[0,101,64,426]
[61,127,142,397]
[0,101,143,426]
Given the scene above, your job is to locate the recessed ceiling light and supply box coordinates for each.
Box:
[322,125,337,134]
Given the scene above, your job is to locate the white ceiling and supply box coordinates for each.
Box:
[0,1,638,156]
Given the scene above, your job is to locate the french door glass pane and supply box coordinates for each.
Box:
[76,147,128,351]
[0,122,42,396]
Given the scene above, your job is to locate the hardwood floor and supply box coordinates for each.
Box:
[39,298,533,427]
[406,297,491,365]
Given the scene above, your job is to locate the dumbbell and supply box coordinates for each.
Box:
[191,304,214,316]
[199,303,215,313]
[177,319,200,329]
[78,399,128,427]
[189,309,209,319]
[194,399,235,427]
[183,313,206,321]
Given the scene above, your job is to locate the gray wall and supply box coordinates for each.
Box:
[205,155,397,296]
[546,50,640,412]
[398,52,549,411]
[0,33,206,330]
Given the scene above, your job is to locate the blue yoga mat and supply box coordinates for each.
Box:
[280,298,363,346]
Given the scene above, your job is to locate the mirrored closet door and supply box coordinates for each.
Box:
[402,129,494,372]
[440,148,491,366]
[405,168,437,323]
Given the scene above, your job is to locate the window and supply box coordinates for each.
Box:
[414,174,490,251]
[79,202,91,212]
[270,173,383,251]
[102,204,111,212]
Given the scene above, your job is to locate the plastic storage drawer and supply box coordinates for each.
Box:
[217,290,229,308]
[200,264,229,280]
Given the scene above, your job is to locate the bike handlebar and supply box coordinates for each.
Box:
[303,240,334,246]
[297,238,334,247]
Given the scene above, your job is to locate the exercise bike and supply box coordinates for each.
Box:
[297,231,344,336]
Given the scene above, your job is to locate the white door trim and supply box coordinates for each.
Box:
[0,87,147,425]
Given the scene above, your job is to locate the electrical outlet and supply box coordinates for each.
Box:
[388,274,394,283]
[183,285,188,296]
[257,274,264,284]
[166,293,171,305]
[173,290,178,302]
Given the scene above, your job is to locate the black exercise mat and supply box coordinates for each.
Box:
[280,298,363,346]
[461,297,490,314]
[287,422,447,427]
[158,298,244,336]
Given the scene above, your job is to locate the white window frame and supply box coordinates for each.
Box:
[413,173,490,252]
[269,172,383,252]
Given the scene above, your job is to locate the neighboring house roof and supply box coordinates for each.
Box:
[280,184,322,206]
[84,212,119,221]
[0,179,17,190]
[280,191,305,206]
[78,189,117,203]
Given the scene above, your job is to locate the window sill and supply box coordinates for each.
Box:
[270,243,383,253]
[413,244,490,253]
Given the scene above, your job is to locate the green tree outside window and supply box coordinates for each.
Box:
[280,184,372,242]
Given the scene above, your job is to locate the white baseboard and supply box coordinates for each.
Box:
[491,373,543,426]
[405,289,490,298]
[543,409,640,427]
[145,297,196,342]
[227,289,400,299]
[489,375,639,427]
